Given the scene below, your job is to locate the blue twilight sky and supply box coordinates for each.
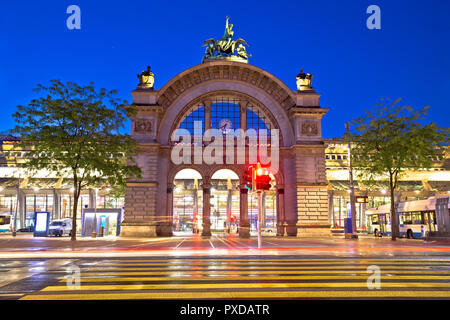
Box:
[1,0,449,138]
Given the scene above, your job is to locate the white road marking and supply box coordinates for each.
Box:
[174,238,186,249]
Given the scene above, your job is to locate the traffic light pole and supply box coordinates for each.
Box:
[257,190,262,249]
[251,165,262,249]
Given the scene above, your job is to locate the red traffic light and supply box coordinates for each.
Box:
[254,163,272,191]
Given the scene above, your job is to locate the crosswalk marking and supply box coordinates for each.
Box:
[81,258,450,262]
[20,290,450,300]
[78,270,450,276]
[41,282,450,292]
[90,261,450,266]
[19,257,450,300]
[78,265,436,271]
[58,275,450,282]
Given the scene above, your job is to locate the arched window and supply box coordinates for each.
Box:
[177,97,272,136]
[178,106,204,134]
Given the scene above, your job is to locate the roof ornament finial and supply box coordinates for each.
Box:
[296,68,314,91]
[202,16,251,63]
[137,66,154,89]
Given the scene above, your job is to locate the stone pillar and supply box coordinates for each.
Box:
[18,190,25,229]
[156,149,171,236]
[53,189,60,220]
[296,184,331,237]
[239,187,250,238]
[282,151,297,236]
[276,188,285,236]
[166,183,174,221]
[204,101,212,131]
[227,189,232,232]
[193,181,199,233]
[121,182,159,237]
[294,142,331,237]
[201,180,211,237]
[239,101,247,132]
[328,190,334,228]
[121,145,160,237]
[361,203,366,229]
[88,189,95,208]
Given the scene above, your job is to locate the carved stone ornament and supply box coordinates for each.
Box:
[134,119,154,134]
[296,68,313,91]
[301,121,318,136]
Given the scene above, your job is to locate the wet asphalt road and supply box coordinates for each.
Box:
[1,234,450,299]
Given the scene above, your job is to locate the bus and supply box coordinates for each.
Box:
[0,214,11,233]
[366,197,449,239]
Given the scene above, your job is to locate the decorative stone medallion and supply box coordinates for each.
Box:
[301,121,318,136]
[134,119,154,134]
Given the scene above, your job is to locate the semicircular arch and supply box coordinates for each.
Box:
[158,81,295,146]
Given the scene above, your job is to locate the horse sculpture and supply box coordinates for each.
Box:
[202,16,251,62]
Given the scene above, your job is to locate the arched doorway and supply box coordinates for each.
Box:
[172,168,203,235]
[210,169,240,234]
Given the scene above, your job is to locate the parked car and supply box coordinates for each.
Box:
[17,226,34,232]
[48,219,72,237]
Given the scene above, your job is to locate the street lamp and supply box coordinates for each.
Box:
[12,174,21,237]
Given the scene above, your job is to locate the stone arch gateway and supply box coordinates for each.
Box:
[122,59,330,238]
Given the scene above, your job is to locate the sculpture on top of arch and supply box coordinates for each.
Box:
[202,16,252,63]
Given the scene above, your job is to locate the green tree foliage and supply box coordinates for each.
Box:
[12,80,141,240]
[346,98,449,240]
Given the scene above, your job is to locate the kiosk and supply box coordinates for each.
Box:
[81,208,123,237]
[33,211,50,237]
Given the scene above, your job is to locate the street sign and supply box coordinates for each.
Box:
[356,196,368,203]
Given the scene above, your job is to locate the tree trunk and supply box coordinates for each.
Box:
[71,179,79,241]
[389,174,397,241]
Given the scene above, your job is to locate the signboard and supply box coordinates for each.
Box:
[356,196,368,203]
[33,212,50,237]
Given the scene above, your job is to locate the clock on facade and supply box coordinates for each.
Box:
[219,118,233,134]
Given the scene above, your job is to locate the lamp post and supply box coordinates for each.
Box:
[257,190,262,249]
[12,174,21,237]
[346,122,358,239]
[12,185,18,237]
[91,188,98,238]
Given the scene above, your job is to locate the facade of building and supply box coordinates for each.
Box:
[0,136,124,232]
[123,57,331,238]
[324,139,450,230]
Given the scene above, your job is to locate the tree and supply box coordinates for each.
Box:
[12,80,141,240]
[345,98,449,241]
